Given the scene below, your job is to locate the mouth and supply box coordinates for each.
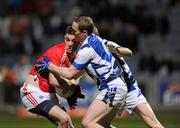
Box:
[67,48,73,52]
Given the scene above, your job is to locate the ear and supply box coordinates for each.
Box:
[82,30,88,38]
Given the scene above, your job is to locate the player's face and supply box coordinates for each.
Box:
[72,22,84,43]
[64,33,77,54]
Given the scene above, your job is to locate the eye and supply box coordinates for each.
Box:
[65,37,70,42]
[71,39,76,42]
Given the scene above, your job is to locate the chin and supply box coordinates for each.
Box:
[67,50,73,54]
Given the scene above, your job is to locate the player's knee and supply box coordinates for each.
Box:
[58,115,70,127]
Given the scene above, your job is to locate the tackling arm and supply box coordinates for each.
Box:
[49,71,85,87]
[49,72,76,88]
[48,63,81,80]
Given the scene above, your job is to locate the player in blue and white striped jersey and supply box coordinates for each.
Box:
[93,22,164,128]
[112,53,164,128]
[70,18,128,127]
[90,40,164,128]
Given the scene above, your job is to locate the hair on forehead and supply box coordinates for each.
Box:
[65,26,74,35]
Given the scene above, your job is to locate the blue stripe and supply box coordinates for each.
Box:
[80,43,90,49]
[72,61,86,70]
[98,82,108,90]
[109,92,116,105]
[90,62,107,69]
[102,87,117,106]
[137,90,142,97]
[90,62,111,82]
[129,84,136,92]
[90,62,103,81]
[102,92,109,104]
[88,34,112,62]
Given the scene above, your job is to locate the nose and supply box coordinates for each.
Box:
[69,41,74,46]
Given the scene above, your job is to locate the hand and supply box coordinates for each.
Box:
[67,85,85,109]
[35,57,51,73]
[74,85,85,99]
[67,95,78,109]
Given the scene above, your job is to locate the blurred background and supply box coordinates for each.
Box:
[0,0,180,127]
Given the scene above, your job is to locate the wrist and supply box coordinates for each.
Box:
[48,63,52,70]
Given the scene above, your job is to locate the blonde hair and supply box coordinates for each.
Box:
[73,16,94,35]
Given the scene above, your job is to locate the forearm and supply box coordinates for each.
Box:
[105,40,133,57]
[48,63,74,80]
[49,72,76,88]
[116,47,133,57]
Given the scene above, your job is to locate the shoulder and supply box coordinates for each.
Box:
[42,43,64,57]
[47,43,64,52]
[87,34,103,47]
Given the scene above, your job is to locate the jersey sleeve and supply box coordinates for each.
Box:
[72,45,94,70]
[102,39,124,54]
[103,39,122,48]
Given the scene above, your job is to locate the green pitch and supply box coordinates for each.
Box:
[0,113,179,128]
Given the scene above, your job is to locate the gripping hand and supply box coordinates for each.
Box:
[67,85,85,109]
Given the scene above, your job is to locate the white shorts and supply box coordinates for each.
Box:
[123,88,147,114]
[96,77,127,109]
[20,83,57,110]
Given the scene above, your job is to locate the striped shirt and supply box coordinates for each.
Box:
[72,34,123,90]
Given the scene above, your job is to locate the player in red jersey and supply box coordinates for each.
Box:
[20,26,83,128]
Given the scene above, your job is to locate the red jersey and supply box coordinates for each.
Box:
[29,43,76,92]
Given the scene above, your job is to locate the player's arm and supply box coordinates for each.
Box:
[48,64,81,80]
[117,47,133,57]
[49,72,75,87]
[49,72,60,87]
[104,40,133,57]
[49,69,85,86]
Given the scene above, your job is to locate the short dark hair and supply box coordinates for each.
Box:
[73,16,94,35]
[65,26,74,35]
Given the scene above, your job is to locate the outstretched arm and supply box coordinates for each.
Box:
[104,40,133,57]
[36,57,82,80]
[49,71,84,87]
[48,63,81,80]
[116,47,133,57]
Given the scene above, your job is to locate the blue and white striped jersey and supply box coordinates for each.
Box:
[72,34,123,90]
[112,54,139,92]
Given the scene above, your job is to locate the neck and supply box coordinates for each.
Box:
[67,53,74,63]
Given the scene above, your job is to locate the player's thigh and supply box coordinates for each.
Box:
[83,99,110,122]
[97,105,120,127]
[135,103,157,121]
[83,99,118,124]
[124,89,147,114]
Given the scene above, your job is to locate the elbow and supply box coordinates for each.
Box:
[125,48,133,56]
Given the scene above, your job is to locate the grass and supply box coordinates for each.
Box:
[0,112,179,128]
